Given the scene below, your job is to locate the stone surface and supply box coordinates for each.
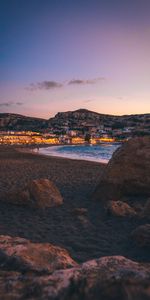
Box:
[0,256,150,299]
[72,207,88,215]
[72,208,91,227]
[93,136,150,201]
[106,200,137,217]
[0,235,77,273]
[131,224,150,249]
[5,179,63,208]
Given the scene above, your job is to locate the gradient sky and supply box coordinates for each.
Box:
[0,0,150,119]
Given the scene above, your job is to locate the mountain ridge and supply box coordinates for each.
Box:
[0,109,150,131]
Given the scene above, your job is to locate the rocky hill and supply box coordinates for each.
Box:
[0,109,150,132]
[48,109,150,134]
[48,109,116,127]
[0,113,46,131]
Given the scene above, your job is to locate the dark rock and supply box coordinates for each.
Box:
[106,200,137,217]
[5,179,63,208]
[0,256,150,299]
[93,137,150,202]
[72,207,88,215]
[0,235,77,273]
[72,208,91,227]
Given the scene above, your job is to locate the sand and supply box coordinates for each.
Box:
[0,145,149,263]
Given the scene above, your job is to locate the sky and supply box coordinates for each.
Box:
[0,0,150,119]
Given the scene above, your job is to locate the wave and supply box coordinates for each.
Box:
[38,144,121,163]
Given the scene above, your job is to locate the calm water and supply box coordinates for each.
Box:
[38,143,121,163]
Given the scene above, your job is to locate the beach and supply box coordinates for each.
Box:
[37,143,120,163]
[0,145,149,263]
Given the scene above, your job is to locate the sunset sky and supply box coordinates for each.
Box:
[0,0,150,119]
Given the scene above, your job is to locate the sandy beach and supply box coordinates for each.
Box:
[0,145,149,263]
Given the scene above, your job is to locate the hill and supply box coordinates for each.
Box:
[48,109,150,134]
[0,113,46,131]
[0,109,150,132]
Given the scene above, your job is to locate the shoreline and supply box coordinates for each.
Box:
[17,145,107,165]
[17,142,120,164]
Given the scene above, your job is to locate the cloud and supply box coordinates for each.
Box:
[16,102,23,105]
[68,77,105,85]
[83,99,95,103]
[0,102,23,107]
[0,102,13,107]
[27,77,106,91]
[27,81,63,91]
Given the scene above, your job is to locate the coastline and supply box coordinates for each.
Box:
[16,144,107,165]
[17,142,120,164]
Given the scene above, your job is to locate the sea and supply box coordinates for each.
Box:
[38,143,121,163]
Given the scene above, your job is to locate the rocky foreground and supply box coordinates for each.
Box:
[0,244,150,300]
[0,235,149,300]
[0,137,150,299]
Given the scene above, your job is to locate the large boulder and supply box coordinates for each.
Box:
[131,224,150,249]
[106,200,137,217]
[93,137,150,201]
[5,179,63,208]
[0,235,77,273]
[0,256,150,299]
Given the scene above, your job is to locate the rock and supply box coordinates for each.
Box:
[5,179,63,208]
[72,207,88,215]
[27,179,63,208]
[77,215,91,228]
[93,137,150,202]
[131,224,150,248]
[106,200,137,217]
[72,208,91,227]
[0,235,77,273]
[0,256,150,299]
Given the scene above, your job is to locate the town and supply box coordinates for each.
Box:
[0,109,150,145]
[0,130,116,145]
[0,124,148,146]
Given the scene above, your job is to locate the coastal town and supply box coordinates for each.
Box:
[0,131,116,145]
[0,109,150,145]
[1,0,150,298]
